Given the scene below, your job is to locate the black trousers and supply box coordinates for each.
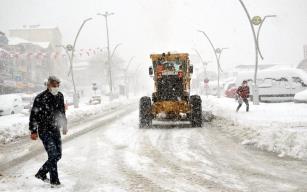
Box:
[236,98,249,112]
[37,130,62,182]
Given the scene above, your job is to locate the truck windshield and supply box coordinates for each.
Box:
[163,61,182,72]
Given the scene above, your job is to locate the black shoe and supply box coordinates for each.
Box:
[50,180,61,186]
[35,173,49,182]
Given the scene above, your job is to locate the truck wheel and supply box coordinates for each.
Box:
[190,95,202,127]
[139,96,152,128]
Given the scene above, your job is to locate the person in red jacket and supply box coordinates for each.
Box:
[236,80,250,112]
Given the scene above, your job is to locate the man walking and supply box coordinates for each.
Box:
[236,80,250,112]
[29,76,67,186]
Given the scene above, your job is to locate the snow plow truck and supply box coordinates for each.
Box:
[139,52,202,128]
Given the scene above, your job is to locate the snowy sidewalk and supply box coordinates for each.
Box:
[203,96,307,160]
[0,96,135,144]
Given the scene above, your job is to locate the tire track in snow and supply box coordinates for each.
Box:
[100,115,243,192]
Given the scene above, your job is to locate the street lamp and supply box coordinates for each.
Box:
[256,15,277,59]
[215,47,228,72]
[66,17,92,108]
[97,11,114,95]
[193,48,212,96]
[193,48,208,75]
[237,0,276,105]
[198,30,227,98]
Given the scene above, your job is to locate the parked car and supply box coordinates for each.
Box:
[225,87,237,98]
[225,68,307,102]
[89,95,101,105]
[21,94,35,110]
[224,82,237,98]
[0,94,23,115]
[294,89,307,103]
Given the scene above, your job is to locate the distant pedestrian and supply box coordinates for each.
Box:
[29,75,67,186]
[236,80,250,112]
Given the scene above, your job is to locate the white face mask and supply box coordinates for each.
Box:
[50,87,59,96]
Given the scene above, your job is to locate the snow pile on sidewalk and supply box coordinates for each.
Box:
[203,96,307,160]
[0,96,134,144]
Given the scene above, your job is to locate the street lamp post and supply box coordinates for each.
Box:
[237,0,276,105]
[198,30,227,98]
[97,11,114,95]
[256,15,277,59]
[193,48,212,96]
[193,48,208,77]
[215,47,228,97]
[66,17,92,108]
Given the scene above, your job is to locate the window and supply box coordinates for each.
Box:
[292,77,307,87]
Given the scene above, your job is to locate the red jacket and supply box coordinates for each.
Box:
[236,86,250,99]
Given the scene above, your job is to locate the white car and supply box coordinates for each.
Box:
[232,68,307,102]
[0,94,23,115]
[89,95,102,105]
[21,93,35,110]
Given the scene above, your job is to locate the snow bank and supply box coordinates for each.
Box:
[203,96,307,160]
[0,96,134,144]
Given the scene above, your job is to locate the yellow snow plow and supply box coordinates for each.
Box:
[139,52,202,128]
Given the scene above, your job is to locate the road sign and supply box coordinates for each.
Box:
[252,16,262,26]
[92,83,98,91]
[204,78,209,84]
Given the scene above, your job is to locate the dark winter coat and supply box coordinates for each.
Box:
[29,89,67,134]
[236,85,250,99]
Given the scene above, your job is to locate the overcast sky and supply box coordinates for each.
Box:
[1,0,307,71]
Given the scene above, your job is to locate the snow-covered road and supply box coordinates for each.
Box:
[1,109,307,192]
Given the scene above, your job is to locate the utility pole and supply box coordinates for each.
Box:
[237,0,276,105]
[97,11,114,95]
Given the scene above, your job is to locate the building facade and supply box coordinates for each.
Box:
[9,26,67,77]
[0,28,68,94]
